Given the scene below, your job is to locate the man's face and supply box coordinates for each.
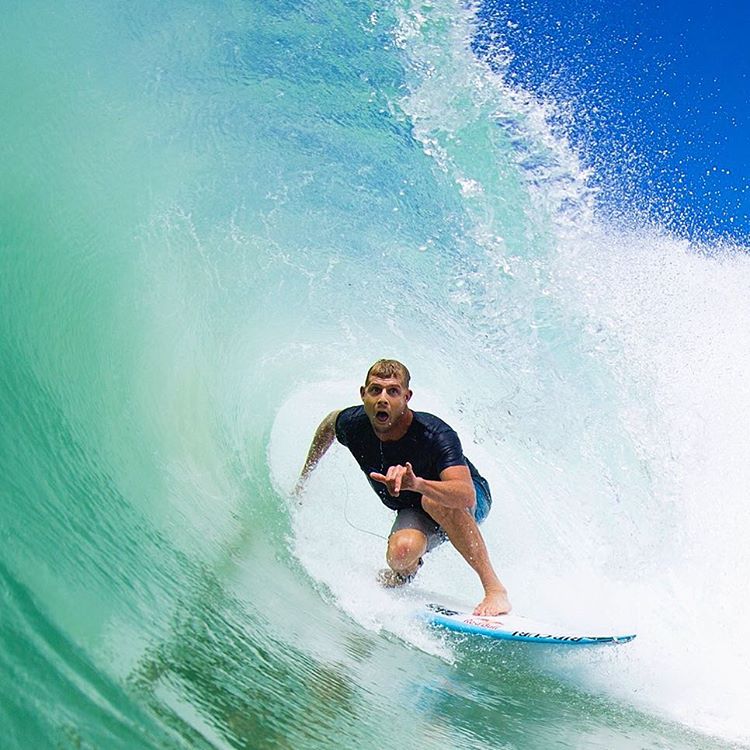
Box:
[360,375,412,435]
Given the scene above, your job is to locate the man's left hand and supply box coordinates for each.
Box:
[369,462,419,497]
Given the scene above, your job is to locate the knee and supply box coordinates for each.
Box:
[387,530,426,569]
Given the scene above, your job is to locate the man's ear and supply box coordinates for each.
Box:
[359,385,366,400]
[405,389,413,402]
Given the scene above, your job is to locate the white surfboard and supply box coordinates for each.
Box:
[424,603,636,645]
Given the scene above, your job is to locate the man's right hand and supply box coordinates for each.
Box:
[295,410,339,503]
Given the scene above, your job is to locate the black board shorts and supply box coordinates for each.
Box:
[388,476,492,552]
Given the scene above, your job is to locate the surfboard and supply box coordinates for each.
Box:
[424,603,636,645]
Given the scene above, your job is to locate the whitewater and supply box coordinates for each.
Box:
[2,0,749,748]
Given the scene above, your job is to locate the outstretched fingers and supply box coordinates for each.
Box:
[369,464,413,497]
[389,465,403,495]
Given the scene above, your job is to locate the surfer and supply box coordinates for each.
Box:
[295,359,511,617]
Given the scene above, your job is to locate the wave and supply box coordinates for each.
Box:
[2,0,748,747]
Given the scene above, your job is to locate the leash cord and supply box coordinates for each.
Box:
[342,474,388,541]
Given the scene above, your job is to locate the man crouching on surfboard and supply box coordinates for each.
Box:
[295,359,511,617]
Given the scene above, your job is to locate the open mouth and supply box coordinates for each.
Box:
[375,410,389,424]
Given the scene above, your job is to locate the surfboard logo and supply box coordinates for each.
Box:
[512,631,584,642]
[426,604,460,617]
[467,619,586,642]
[464,617,507,629]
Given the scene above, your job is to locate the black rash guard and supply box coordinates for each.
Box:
[335,405,485,511]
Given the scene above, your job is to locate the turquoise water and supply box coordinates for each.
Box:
[2,1,749,748]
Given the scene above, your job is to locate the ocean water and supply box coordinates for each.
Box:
[2,1,749,748]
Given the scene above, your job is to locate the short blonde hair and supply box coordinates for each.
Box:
[365,359,411,388]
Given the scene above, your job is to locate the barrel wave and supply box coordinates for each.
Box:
[2,1,749,748]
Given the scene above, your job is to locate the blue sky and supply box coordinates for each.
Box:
[474,0,750,242]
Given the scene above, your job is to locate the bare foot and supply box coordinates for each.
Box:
[473,587,511,616]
